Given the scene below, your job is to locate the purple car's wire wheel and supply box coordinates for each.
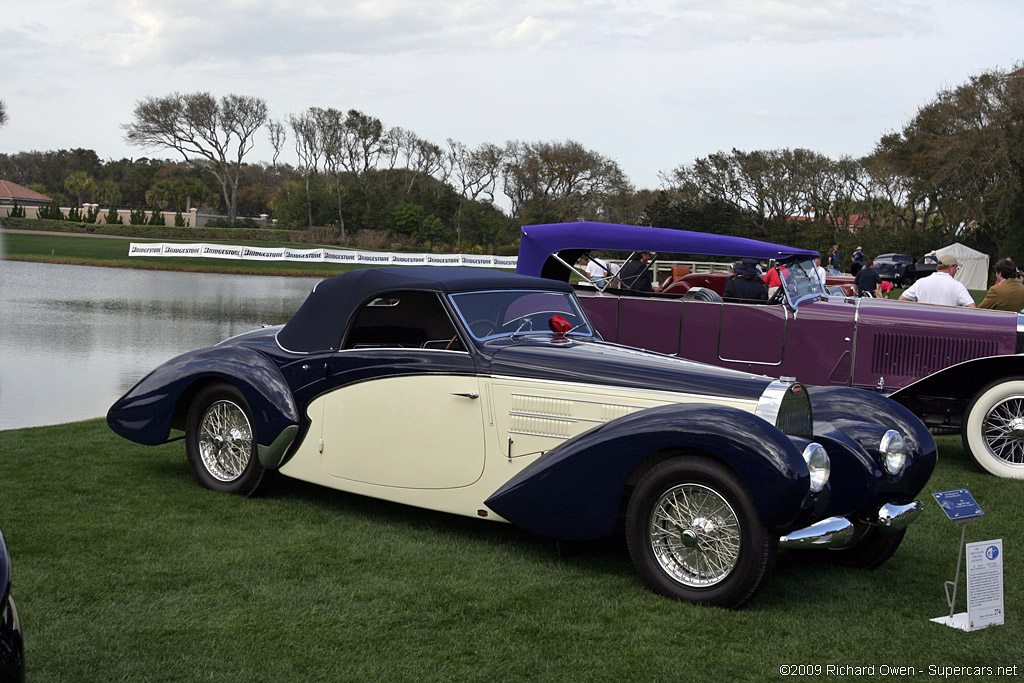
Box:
[197,399,253,482]
[982,394,1024,465]
[648,483,741,587]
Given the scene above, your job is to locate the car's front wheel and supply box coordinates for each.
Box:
[962,378,1024,478]
[186,382,272,496]
[625,456,776,609]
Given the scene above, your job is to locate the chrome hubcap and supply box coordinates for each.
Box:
[983,395,1024,466]
[198,400,253,482]
[649,483,741,587]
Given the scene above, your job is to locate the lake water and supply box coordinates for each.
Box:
[0,260,321,430]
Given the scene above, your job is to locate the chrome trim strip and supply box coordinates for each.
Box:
[489,374,760,409]
[778,516,856,549]
[876,501,923,533]
[257,424,299,469]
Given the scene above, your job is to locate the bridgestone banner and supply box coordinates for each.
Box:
[128,243,517,269]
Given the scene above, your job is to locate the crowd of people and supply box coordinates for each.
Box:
[583,246,1024,313]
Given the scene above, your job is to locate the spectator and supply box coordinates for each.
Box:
[851,246,866,267]
[854,259,882,297]
[617,251,656,292]
[827,245,841,270]
[879,280,894,298]
[763,263,783,297]
[978,258,1024,312]
[585,255,612,288]
[813,256,828,285]
[899,254,976,307]
[724,259,768,301]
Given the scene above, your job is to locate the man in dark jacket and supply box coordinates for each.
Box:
[854,259,882,297]
[618,251,655,292]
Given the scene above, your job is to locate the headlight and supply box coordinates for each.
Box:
[880,430,906,476]
[802,442,830,493]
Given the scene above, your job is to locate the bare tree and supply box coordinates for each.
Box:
[0,99,8,128]
[448,139,504,249]
[267,119,286,170]
[122,92,269,224]
[288,108,324,229]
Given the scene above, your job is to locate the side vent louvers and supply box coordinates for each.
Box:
[871,332,998,378]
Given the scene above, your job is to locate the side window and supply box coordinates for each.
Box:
[343,290,463,351]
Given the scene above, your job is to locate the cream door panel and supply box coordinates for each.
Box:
[320,374,485,488]
[487,376,758,458]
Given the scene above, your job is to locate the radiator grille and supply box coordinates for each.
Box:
[870,332,999,377]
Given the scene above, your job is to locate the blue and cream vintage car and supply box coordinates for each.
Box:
[108,267,936,608]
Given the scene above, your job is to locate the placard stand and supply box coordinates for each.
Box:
[929,490,986,631]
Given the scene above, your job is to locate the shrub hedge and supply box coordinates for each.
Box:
[1,216,297,243]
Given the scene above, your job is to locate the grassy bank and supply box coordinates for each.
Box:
[0,420,1019,681]
[1,230,360,277]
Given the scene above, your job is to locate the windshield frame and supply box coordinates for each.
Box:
[448,289,596,342]
[777,257,827,308]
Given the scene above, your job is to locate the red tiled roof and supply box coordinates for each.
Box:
[0,179,52,203]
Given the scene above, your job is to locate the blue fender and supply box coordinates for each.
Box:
[485,403,810,541]
[808,386,937,503]
[106,346,300,463]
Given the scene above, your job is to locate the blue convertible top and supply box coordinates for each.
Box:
[277,266,573,353]
[516,221,819,279]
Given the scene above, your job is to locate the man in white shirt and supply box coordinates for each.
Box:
[586,256,612,287]
[898,254,976,307]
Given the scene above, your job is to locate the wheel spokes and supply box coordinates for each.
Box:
[984,396,1024,465]
[649,484,741,587]
[198,400,253,482]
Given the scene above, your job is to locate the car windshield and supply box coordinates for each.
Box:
[779,258,826,305]
[449,289,594,341]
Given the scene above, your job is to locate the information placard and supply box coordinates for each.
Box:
[932,489,984,521]
[967,540,1004,631]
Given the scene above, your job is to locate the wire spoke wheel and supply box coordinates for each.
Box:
[198,399,253,482]
[982,394,1024,465]
[649,483,741,587]
[626,456,775,608]
[186,382,272,496]
[963,378,1024,478]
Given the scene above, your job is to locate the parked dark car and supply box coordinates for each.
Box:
[0,530,24,682]
[516,221,1024,479]
[109,267,935,608]
[873,253,934,286]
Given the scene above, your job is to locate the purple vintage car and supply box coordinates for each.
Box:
[517,221,1024,479]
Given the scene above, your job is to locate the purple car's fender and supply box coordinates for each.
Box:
[485,403,813,541]
[106,345,300,461]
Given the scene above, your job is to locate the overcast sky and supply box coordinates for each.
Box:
[1,0,1021,193]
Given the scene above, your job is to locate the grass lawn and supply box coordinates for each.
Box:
[0,420,1020,681]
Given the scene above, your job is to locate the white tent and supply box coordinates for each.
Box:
[932,242,990,291]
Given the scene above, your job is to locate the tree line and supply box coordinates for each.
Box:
[1,62,1021,261]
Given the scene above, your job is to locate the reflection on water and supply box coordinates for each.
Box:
[0,260,321,430]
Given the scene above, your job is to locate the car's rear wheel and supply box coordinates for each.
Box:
[962,378,1024,479]
[625,457,776,608]
[186,382,272,496]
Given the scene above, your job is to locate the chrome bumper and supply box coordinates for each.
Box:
[779,500,924,549]
[779,516,856,549]
[876,501,923,533]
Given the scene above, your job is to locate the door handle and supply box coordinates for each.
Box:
[452,392,479,399]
